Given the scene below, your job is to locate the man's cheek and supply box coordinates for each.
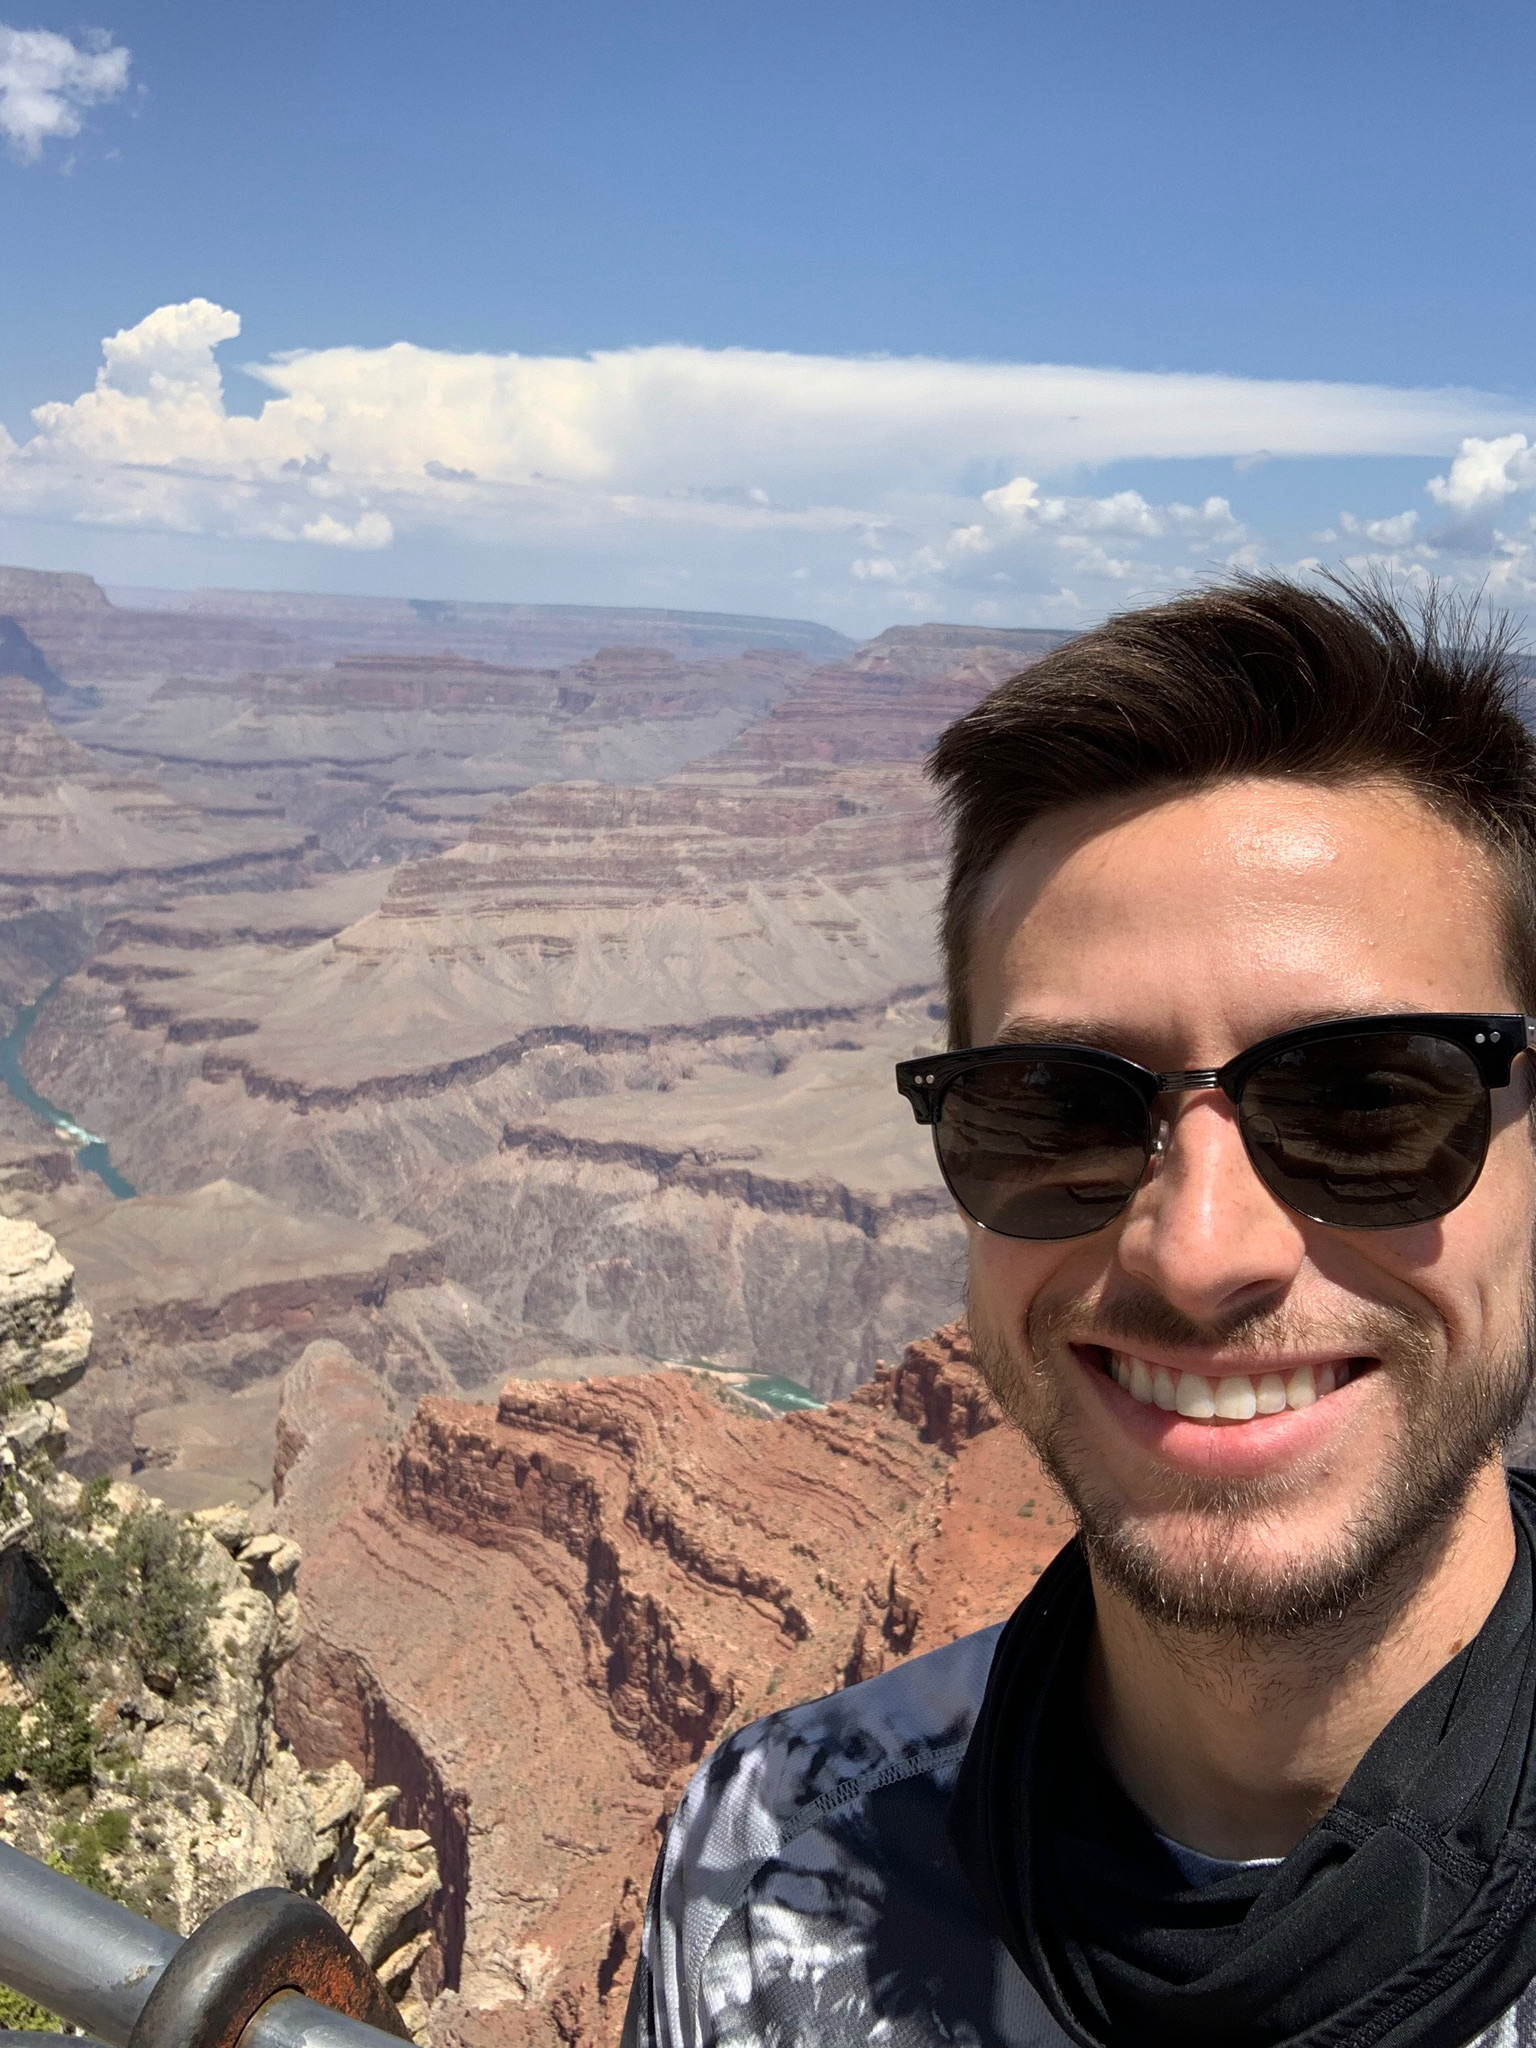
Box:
[967,1230,1054,1318]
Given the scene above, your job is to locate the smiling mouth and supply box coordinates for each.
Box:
[1097,1347,1377,1423]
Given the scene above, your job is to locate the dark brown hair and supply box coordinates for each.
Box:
[930,574,1536,1047]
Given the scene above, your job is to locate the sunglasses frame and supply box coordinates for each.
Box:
[896,1012,1536,1235]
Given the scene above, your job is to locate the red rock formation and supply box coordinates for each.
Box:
[275,1321,1070,2048]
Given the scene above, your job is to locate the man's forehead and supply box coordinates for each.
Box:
[976,776,1493,925]
[968,776,1512,1050]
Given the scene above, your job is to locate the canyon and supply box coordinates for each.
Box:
[10,564,1536,2048]
[0,567,1064,1500]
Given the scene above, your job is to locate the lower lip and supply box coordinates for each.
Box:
[1073,1346,1376,1479]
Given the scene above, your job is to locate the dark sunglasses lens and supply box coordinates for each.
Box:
[1239,1031,1490,1227]
[934,1059,1149,1238]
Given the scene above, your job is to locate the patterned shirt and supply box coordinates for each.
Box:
[625,1624,1536,2048]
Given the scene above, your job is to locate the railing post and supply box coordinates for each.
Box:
[0,1839,414,2048]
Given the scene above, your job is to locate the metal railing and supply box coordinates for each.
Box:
[0,1840,412,2048]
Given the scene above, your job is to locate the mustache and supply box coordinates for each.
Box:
[1027,1282,1437,1369]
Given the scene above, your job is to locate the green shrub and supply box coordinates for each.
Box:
[93,1806,131,1853]
[51,1810,132,1897]
[0,1702,23,1783]
[107,1512,217,1687]
[78,1475,115,1518]
[0,1980,63,2030]
[7,1484,218,1792]
[27,1642,96,1794]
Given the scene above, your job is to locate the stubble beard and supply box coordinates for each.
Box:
[970,1281,1536,1641]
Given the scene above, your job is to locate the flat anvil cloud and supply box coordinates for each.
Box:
[4,298,1535,625]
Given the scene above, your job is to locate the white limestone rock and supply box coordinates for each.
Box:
[0,1216,90,1399]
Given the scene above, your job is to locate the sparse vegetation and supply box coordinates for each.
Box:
[51,1808,134,1895]
[1,1478,219,1796]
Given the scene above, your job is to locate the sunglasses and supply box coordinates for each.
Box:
[895,1014,1534,1240]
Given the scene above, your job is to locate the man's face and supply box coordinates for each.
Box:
[965,775,1536,1632]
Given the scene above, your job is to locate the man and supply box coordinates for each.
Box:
[624,577,1536,2048]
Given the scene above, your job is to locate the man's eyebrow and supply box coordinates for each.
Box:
[987,1004,1400,1054]
[990,1017,1133,1051]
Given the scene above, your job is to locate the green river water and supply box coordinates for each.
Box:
[0,990,135,1199]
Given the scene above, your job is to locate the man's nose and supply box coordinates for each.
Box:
[1114,1090,1307,1320]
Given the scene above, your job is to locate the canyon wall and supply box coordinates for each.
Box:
[273,1321,1070,2048]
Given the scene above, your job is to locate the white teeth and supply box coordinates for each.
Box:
[1256,1373,1287,1414]
[1215,1375,1257,1421]
[1286,1364,1317,1409]
[1175,1373,1216,1419]
[1108,1351,1350,1424]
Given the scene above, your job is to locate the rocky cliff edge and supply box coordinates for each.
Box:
[0,1213,440,2037]
[274,1321,1071,2048]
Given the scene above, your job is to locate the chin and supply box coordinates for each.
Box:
[1082,1500,1411,1638]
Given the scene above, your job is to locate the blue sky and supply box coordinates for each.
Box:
[3,0,1535,635]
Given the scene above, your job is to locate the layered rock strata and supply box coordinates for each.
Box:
[275,1320,1071,2048]
[18,623,1060,1494]
[1,569,846,696]
[47,1180,445,1500]
[84,646,809,867]
[0,676,313,981]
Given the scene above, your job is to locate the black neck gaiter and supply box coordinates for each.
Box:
[948,1473,1536,2048]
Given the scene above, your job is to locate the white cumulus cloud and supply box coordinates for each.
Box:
[0,23,129,162]
[1427,434,1536,514]
[1321,434,1536,610]
[5,298,1536,628]
[300,510,394,549]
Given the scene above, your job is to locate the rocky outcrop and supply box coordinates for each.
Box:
[0,1218,441,2035]
[275,1321,1071,2048]
[0,1215,92,1401]
[0,1477,442,2035]
[850,1317,1005,1451]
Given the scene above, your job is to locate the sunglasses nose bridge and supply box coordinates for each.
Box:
[1144,1072,1229,1160]
[1152,1067,1224,1099]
